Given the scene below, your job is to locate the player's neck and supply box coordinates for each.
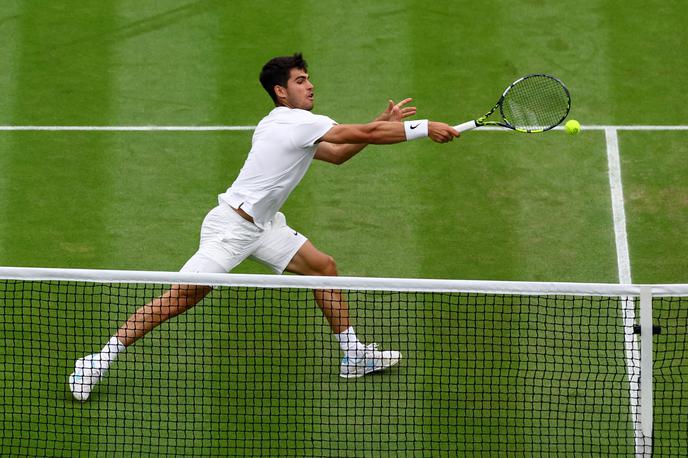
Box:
[276,100,312,111]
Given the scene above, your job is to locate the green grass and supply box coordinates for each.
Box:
[620,132,688,283]
[293,131,618,281]
[0,0,687,456]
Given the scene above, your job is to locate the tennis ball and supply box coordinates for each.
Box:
[565,119,581,135]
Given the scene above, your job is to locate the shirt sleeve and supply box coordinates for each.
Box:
[289,113,337,149]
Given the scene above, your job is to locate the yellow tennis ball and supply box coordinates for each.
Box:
[565,119,581,135]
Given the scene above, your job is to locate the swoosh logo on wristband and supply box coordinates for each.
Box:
[410,123,421,129]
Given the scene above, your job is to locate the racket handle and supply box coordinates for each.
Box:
[454,120,478,133]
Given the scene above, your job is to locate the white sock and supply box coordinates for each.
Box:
[98,336,126,367]
[335,326,365,357]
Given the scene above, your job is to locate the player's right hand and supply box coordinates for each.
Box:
[428,122,460,143]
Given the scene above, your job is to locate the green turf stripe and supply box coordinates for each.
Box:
[109,1,224,126]
[604,4,688,124]
[214,0,307,125]
[101,2,313,272]
[620,131,688,283]
[104,3,222,270]
[2,3,117,268]
[403,4,524,280]
[0,5,20,261]
[280,1,421,278]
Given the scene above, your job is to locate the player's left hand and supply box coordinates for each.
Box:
[376,98,417,122]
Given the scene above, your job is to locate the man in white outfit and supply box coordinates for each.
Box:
[69,53,460,401]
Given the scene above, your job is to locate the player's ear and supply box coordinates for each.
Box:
[274,84,287,100]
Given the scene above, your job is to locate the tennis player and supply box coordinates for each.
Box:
[69,53,460,401]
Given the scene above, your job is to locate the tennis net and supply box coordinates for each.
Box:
[0,267,686,457]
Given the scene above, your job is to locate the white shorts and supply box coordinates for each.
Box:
[180,203,307,274]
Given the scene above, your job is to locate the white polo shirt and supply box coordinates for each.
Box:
[219,107,336,228]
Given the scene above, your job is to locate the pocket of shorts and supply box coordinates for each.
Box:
[273,212,287,228]
[219,224,262,257]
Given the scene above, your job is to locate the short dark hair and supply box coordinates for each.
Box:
[259,53,308,104]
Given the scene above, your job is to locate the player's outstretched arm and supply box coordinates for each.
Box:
[316,98,417,165]
[319,121,458,146]
[315,121,458,164]
[315,97,457,165]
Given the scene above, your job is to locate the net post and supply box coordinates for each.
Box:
[639,286,653,453]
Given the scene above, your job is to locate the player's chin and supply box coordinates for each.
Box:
[302,96,314,111]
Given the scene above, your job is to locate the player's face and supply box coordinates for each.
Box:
[279,68,314,110]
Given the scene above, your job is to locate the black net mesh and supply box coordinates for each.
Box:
[500,75,570,131]
[0,278,686,456]
[654,296,688,456]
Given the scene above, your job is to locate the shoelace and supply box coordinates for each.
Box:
[345,344,381,363]
[365,343,379,352]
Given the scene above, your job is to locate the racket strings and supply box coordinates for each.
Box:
[501,75,570,131]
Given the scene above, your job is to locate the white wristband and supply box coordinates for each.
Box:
[404,119,429,141]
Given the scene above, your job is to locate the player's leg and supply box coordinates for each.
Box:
[284,241,401,378]
[69,203,258,401]
[114,204,260,347]
[252,213,401,378]
[247,212,352,334]
[283,240,351,333]
[68,255,222,402]
[115,282,213,347]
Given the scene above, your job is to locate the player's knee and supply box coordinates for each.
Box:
[173,284,211,309]
[316,255,338,276]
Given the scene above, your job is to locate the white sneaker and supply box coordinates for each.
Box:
[69,354,108,401]
[339,343,402,378]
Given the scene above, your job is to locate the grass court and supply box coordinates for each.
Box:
[1,1,687,456]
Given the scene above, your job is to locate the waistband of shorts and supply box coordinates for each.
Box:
[219,201,261,230]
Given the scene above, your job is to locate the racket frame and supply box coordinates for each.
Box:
[455,74,571,133]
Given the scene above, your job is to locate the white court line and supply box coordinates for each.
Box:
[0,125,257,131]
[0,124,687,131]
[605,128,633,284]
[588,125,688,131]
[605,128,651,456]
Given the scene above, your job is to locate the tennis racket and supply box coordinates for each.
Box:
[454,74,571,133]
